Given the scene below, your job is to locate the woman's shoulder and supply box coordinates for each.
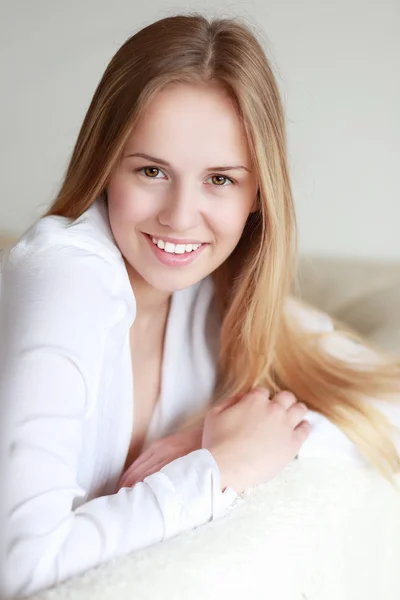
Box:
[1,196,135,318]
[2,195,122,271]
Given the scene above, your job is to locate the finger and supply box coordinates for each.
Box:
[126,445,157,471]
[212,394,243,413]
[249,387,271,400]
[117,473,131,489]
[141,459,169,481]
[118,463,141,488]
[118,450,156,487]
[294,419,311,442]
[288,402,309,428]
[128,442,184,482]
[118,470,141,488]
[123,456,175,487]
[122,466,150,487]
[118,430,200,488]
[123,452,161,484]
[273,391,297,410]
[119,460,157,488]
[122,429,198,486]
[118,460,147,487]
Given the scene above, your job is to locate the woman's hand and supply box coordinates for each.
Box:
[202,388,311,494]
[116,424,204,490]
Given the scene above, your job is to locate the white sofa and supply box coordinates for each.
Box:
[1,235,400,600]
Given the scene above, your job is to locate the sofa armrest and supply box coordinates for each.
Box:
[296,256,400,356]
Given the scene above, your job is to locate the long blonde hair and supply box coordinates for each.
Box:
[44,13,400,481]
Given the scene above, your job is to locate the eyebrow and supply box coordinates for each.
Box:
[124,152,251,173]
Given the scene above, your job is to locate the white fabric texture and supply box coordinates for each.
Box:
[1,196,399,599]
[0,198,236,599]
[27,460,400,600]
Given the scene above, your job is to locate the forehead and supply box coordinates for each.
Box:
[125,82,251,166]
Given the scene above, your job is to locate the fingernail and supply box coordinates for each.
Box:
[253,386,269,396]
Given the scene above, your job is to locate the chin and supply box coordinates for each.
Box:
[143,269,208,293]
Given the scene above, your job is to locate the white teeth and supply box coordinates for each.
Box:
[164,242,175,253]
[150,236,202,254]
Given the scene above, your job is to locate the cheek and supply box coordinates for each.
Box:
[107,177,154,227]
[209,203,251,244]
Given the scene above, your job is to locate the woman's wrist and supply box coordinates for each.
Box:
[204,445,232,493]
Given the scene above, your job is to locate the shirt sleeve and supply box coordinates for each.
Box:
[0,243,237,599]
[287,298,400,463]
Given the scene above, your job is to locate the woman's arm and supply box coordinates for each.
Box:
[0,244,236,599]
[117,424,204,488]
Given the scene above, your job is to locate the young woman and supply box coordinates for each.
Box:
[1,13,399,599]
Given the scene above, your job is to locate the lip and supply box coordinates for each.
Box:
[143,233,207,267]
[145,233,206,245]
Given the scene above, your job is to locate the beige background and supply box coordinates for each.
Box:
[1,0,398,259]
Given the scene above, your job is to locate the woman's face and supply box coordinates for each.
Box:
[107,82,258,293]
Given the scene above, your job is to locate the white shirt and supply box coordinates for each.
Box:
[0,196,399,598]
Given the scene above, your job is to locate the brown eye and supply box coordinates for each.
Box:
[208,174,234,186]
[143,167,160,178]
[136,166,165,179]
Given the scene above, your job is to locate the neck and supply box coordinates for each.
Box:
[124,259,171,322]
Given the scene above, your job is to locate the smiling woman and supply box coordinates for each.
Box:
[106,81,258,296]
[1,11,400,600]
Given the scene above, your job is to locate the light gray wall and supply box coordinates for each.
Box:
[1,0,398,259]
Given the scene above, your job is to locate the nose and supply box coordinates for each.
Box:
[157,181,200,232]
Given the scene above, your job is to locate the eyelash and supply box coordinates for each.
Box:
[135,166,236,187]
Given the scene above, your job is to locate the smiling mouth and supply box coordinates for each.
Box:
[147,234,203,255]
[143,232,207,266]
